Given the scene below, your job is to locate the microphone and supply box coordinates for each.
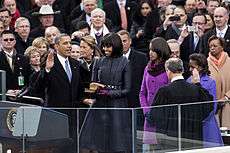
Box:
[16,86,31,98]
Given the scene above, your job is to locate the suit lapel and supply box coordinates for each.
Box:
[54,55,70,83]
[224,26,230,43]
[69,58,79,86]
[0,51,13,72]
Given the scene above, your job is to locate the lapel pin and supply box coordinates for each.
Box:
[226,39,230,42]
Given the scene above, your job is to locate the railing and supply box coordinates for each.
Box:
[0,70,229,153]
[0,101,229,153]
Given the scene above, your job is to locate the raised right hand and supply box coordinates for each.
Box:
[45,52,54,72]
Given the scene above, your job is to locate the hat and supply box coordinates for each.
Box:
[32,5,60,16]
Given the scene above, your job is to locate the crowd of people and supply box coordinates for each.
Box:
[0,0,230,152]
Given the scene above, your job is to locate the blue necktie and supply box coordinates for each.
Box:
[65,60,72,82]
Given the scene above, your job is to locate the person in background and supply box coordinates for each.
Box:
[44,25,60,51]
[3,0,20,29]
[14,17,32,55]
[187,53,223,147]
[71,41,81,60]
[24,46,45,104]
[71,20,90,44]
[167,39,190,79]
[89,8,110,46]
[204,13,214,32]
[79,35,102,90]
[0,30,31,93]
[207,35,230,129]
[0,8,12,30]
[32,37,49,68]
[139,37,170,152]
[118,30,148,108]
[130,0,152,53]
[30,5,61,38]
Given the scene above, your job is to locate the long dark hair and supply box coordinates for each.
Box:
[149,37,171,62]
[133,0,153,25]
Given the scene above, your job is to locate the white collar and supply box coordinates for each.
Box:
[171,75,184,82]
[80,3,83,10]
[117,0,126,7]
[57,53,69,70]
[93,28,103,36]
[86,14,91,25]
[123,48,131,59]
[216,25,228,37]
[3,50,14,57]
[90,24,110,44]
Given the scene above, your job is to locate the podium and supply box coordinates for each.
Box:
[0,101,71,153]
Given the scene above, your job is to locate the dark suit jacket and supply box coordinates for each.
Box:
[156,25,181,40]
[128,49,147,108]
[149,79,213,148]
[15,33,32,55]
[103,0,137,32]
[38,55,84,108]
[180,33,201,62]
[201,26,230,57]
[0,51,31,90]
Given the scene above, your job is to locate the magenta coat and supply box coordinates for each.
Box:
[139,67,169,144]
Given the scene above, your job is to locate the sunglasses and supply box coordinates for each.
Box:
[3,38,15,42]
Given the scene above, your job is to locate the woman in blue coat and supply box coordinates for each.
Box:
[187,53,223,147]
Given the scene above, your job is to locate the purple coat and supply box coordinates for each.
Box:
[139,66,168,144]
[187,74,223,147]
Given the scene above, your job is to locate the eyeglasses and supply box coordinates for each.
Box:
[3,38,15,42]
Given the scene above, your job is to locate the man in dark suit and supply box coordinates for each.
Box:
[71,0,97,33]
[147,58,213,151]
[38,33,84,153]
[201,7,230,57]
[156,6,188,40]
[0,30,31,91]
[118,30,148,108]
[178,13,206,62]
[104,0,137,32]
[42,33,84,108]
[14,17,32,55]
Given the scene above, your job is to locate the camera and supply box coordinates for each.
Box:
[169,15,180,21]
[187,26,197,32]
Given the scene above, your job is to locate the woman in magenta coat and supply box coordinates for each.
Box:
[139,37,170,151]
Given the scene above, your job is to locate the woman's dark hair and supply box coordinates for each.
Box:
[208,35,225,48]
[189,53,211,75]
[101,33,123,58]
[149,37,171,62]
[76,21,90,31]
[133,0,153,25]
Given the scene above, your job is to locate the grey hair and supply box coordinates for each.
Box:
[91,8,106,18]
[54,33,70,44]
[167,39,180,45]
[14,17,30,29]
[165,58,184,73]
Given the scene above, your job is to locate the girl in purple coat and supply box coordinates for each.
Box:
[139,37,170,151]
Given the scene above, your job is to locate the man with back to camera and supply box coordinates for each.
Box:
[147,58,213,151]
